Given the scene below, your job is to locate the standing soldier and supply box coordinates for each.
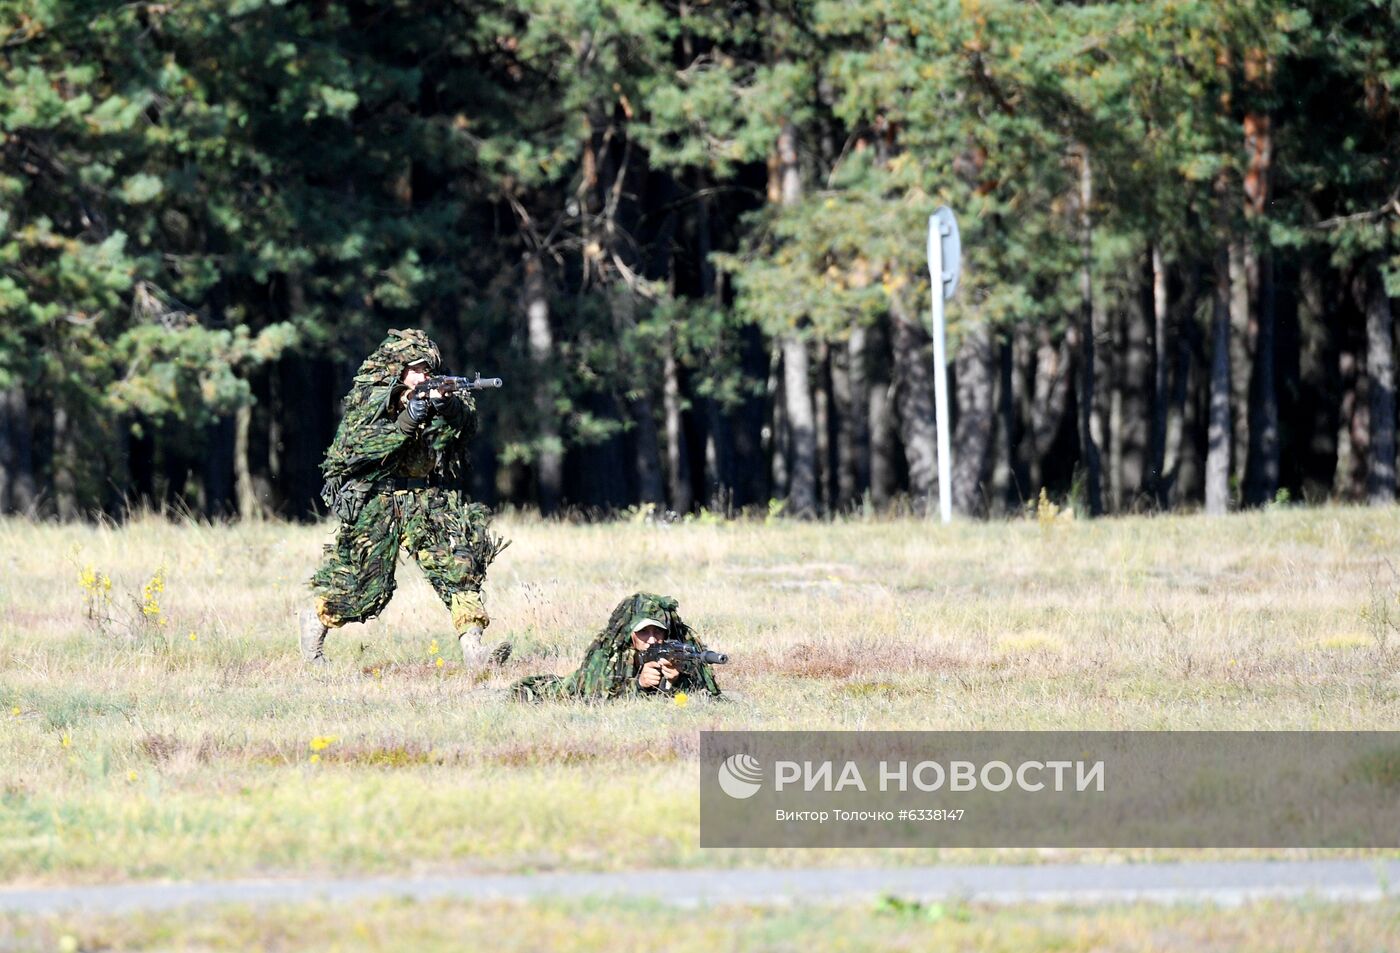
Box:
[298,328,509,668]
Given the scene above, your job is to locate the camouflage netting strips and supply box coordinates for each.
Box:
[308,328,507,632]
[311,488,507,630]
[511,592,721,701]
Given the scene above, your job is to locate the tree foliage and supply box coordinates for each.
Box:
[1,0,1397,517]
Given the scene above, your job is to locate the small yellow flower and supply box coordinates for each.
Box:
[428,640,440,655]
[435,657,445,669]
[188,632,197,642]
[309,735,339,752]
[127,770,138,782]
[10,706,20,717]
[140,567,167,624]
[60,733,72,749]
[673,692,689,708]
[309,753,320,764]
[372,668,382,679]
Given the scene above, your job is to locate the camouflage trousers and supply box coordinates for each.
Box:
[309,487,506,632]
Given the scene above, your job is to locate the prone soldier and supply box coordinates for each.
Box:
[510,592,724,701]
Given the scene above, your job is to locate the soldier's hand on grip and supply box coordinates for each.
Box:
[406,394,436,423]
[638,660,665,689]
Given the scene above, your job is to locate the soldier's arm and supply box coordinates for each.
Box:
[428,391,478,441]
[557,642,642,700]
[613,668,646,698]
[322,386,419,480]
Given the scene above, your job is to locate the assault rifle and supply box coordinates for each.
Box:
[411,374,504,397]
[642,639,728,693]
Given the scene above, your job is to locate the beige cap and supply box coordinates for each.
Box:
[631,617,667,634]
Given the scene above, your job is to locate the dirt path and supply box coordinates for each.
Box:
[4,859,1397,915]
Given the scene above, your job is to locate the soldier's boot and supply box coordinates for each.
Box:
[457,626,488,667]
[458,626,512,668]
[299,608,330,666]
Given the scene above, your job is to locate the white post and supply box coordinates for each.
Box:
[928,215,953,523]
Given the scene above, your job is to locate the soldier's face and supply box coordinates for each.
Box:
[631,624,666,652]
[401,363,430,390]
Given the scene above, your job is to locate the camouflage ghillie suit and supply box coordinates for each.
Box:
[304,329,508,661]
[511,593,721,701]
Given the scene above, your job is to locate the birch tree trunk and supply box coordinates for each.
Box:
[1227,236,1252,489]
[1120,273,1152,508]
[1011,325,1037,503]
[1364,266,1396,503]
[775,121,817,517]
[1334,347,1368,501]
[1149,245,1170,505]
[780,333,817,517]
[1107,303,1123,511]
[768,340,788,502]
[696,168,735,511]
[1242,49,1279,506]
[1075,148,1104,516]
[524,255,563,514]
[1163,272,1201,506]
[1205,226,1234,516]
[234,402,268,521]
[1244,246,1279,505]
[663,341,692,513]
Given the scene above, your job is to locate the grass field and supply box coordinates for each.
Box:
[7,895,1400,952]
[1,505,1398,898]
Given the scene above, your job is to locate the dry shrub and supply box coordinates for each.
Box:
[139,733,181,763]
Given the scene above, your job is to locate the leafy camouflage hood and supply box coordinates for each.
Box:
[318,328,446,483]
[353,328,443,390]
[600,592,687,649]
[508,590,720,701]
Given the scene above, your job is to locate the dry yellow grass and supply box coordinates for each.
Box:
[1,506,1398,883]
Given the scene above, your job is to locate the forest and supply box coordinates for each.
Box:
[1,0,1397,520]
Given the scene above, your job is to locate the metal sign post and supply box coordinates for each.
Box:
[926,207,961,524]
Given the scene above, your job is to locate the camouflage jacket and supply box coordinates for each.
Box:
[319,329,477,520]
[513,593,722,702]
